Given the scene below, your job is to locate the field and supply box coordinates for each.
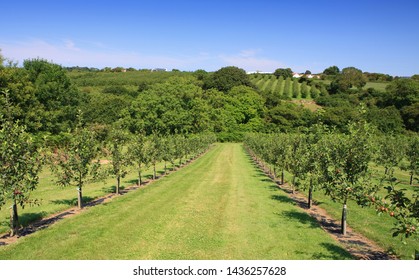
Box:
[249,74,323,100]
[0,143,353,260]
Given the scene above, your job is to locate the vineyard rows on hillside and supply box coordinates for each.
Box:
[249,74,328,99]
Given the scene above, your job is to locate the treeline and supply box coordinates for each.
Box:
[244,125,418,243]
[1,57,418,143]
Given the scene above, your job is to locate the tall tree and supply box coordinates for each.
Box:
[274,68,293,79]
[23,59,85,134]
[204,66,252,92]
[329,67,367,93]
[323,66,340,76]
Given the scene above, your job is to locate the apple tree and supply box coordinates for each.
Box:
[50,114,101,209]
[316,122,378,235]
[0,109,41,236]
[106,127,131,194]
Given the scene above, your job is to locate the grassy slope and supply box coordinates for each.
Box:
[0,143,352,260]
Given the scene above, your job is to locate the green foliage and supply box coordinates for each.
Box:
[82,92,133,125]
[0,111,41,235]
[401,103,419,132]
[106,127,131,194]
[0,143,351,260]
[49,114,101,209]
[400,136,419,185]
[301,81,309,98]
[68,70,185,87]
[265,101,313,132]
[204,66,252,92]
[384,78,419,109]
[366,106,405,134]
[329,67,367,93]
[292,79,299,98]
[0,49,4,67]
[0,66,42,132]
[371,170,418,243]
[364,72,393,82]
[23,59,84,134]
[373,135,406,175]
[128,133,152,186]
[245,122,380,235]
[273,68,293,79]
[126,77,210,135]
[323,66,340,76]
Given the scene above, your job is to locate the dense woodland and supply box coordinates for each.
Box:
[0,54,418,255]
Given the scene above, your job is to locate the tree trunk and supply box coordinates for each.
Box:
[291,175,296,194]
[10,201,19,237]
[308,178,313,209]
[415,249,419,260]
[138,170,142,186]
[153,164,156,180]
[77,186,83,209]
[281,170,284,185]
[116,176,120,195]
[164,162,167,175]
[77,174,83,209]
[341,204,347,235]
[410,173,414,186]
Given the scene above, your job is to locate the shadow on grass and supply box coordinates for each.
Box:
[308,242,353,260]
[271,194,295,205]
[280,210,320,229]
[102,185,126,194]
[126,179,139,185]
[19,212,48,227]
[261,178,274,183]
[1,212,48,230]
[51,196,94,206]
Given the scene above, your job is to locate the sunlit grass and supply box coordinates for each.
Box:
[0,143,351,260]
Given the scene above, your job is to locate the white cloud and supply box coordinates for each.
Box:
[219,49,285,72]
[0,39,220,70]
[0,40,287,72]
[63,39,80,51]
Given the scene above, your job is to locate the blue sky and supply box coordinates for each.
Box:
[1,0,418,76]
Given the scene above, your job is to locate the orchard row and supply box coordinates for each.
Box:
[1,113,216,236]
[244,123,418,242]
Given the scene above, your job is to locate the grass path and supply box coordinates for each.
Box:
[0,143,352,260]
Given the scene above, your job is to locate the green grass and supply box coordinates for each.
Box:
[365,82,389,91]
[0,161,169,234]
[318,79,389,92]
[0,143,352,260]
